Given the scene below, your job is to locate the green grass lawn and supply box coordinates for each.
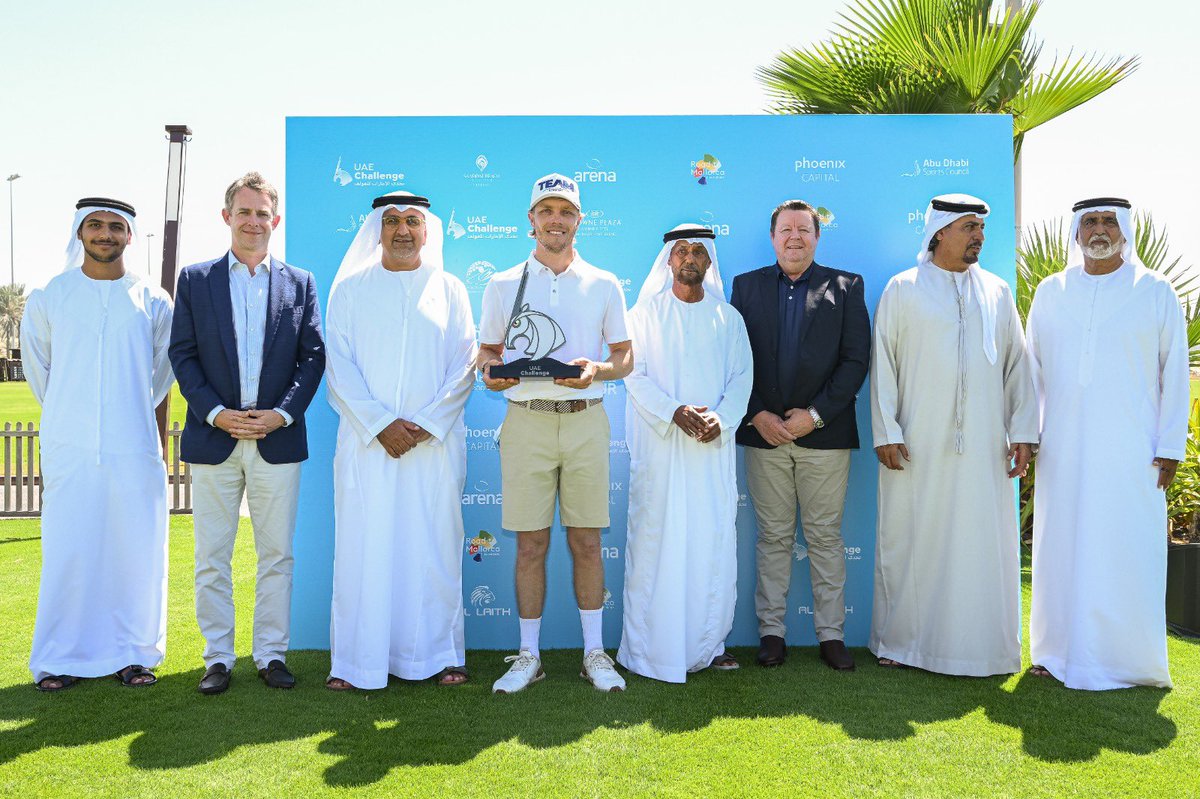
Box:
[0,517,1197,797]
[0,381,188,430]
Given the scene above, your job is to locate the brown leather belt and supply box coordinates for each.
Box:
[508,397,603,414]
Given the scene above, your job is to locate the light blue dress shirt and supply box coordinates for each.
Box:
[205,253,292,427]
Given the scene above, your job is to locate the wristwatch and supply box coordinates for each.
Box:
[808,406,824,429]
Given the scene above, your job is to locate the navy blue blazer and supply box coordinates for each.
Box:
[169,253,326,465]
[730,262,870,450]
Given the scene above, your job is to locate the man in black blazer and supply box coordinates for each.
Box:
[730,199,870,672]
[169,172,325,695]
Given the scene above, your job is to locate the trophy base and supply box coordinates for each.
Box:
[491,358,583,379]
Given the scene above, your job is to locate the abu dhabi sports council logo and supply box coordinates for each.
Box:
[575,158,617,183]
[466,530,500,562]
[462,479,503,505]
[578,208,622,240]
[465,260,495,292]
[900,157,971,178]
[331,156,406,188]
[464,153,501,185]
[699,210,730,237]
[446,208,520,241]
[691,153,724,184]
[793,156,846,183]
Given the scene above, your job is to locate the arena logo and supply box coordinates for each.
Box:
[793,156,846,183]
[462,479,503,506]
[574,157,618,183]
[601,546,620,560]
[464,260,496,293]
[578,207,622,239]
[900,157,971,178]
[463,153,501,184]
[468,584,512,617]
[467,425,502,451]
[466,530,500,562]
[446,208,520,241]
[332,156,405,188]
[699,210,730,237]
[690,153,724,184]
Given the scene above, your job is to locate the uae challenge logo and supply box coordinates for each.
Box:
[331,156,406,188]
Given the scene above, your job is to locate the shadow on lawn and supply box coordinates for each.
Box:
[0,646,1178,786]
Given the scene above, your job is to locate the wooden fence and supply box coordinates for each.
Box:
[1,422,192,517]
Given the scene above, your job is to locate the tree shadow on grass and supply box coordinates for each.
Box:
[0,645,1179,788]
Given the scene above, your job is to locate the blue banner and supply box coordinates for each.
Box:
[285,114,1015,650]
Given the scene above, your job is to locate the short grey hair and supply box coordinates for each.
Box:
[224,172,279,215]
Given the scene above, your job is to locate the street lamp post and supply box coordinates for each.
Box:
[5,174,19,287]
[145,232,156,275]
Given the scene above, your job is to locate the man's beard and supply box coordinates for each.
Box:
[674,267,704,286]
[1084,236,1123,259]
[83,243,124,263]
[538,229,572,253]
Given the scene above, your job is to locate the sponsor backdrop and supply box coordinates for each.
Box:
[285,114,1015,651]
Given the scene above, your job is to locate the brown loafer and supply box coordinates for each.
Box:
[757,635,786,667]
[819,639,856,671]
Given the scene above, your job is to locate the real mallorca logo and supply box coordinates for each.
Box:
[815,206,838,230]
[691,153,723,184]
[331,156,405,188]
[466,530,500,562]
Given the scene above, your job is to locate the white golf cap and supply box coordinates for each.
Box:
[529,173,581,212]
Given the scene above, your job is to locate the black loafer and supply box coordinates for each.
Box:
[198,663,231,695]
[258,659,295,689]
[757,635,787,667]
[819,639,857,672]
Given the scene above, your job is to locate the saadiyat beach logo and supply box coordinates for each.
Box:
[691,153,723,184]
[331,155,405,188]
[464,153,501,185]
[900,156,971,178]
[466,530,500,562]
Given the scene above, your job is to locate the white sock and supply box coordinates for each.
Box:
[580,607,604,653]
[519,617,541,660]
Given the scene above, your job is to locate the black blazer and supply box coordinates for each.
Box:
[169,253,326,465]
[730,262,870,450]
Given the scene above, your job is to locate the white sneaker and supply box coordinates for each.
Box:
[492,650,544,694]
[581,649,626,692]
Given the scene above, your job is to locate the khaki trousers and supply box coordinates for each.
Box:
[745,445,850,642]
[192,440,301,670]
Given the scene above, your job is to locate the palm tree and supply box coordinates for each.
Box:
[0,283,25,356]
[758,0,1138,158]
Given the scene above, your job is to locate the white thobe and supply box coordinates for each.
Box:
[617,290,753,683]
[21,269,173,682]
[869,264,1038,676]
[326,262,476,688]
[1027,263,1188,690]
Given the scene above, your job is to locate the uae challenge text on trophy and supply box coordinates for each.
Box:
[489,263,583,379]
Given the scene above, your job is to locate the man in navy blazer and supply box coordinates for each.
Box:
[730,199,870,673]
[169,172,325,695]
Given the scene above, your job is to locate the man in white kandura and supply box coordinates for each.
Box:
[1027,196,1189,690]
[870,193,1038,676]
[324,192,477,690]
[617,224,752,682]
[22,197,173,692]
[478,173,633,693]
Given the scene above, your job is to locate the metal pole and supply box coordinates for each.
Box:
[145,232,156,275]
[156,125,192,445]
[5,174,19,286]
[1008,0,1023,245]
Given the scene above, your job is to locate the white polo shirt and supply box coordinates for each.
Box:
[479,252,629,401]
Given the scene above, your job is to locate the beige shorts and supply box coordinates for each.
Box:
[499,401,611,531]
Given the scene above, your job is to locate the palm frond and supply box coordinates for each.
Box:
[1009,51,1138,134]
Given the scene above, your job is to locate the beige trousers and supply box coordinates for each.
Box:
[192,439,301,670]
[745,445,850,642]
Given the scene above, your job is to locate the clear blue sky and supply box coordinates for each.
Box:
[1,0,1196,288]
